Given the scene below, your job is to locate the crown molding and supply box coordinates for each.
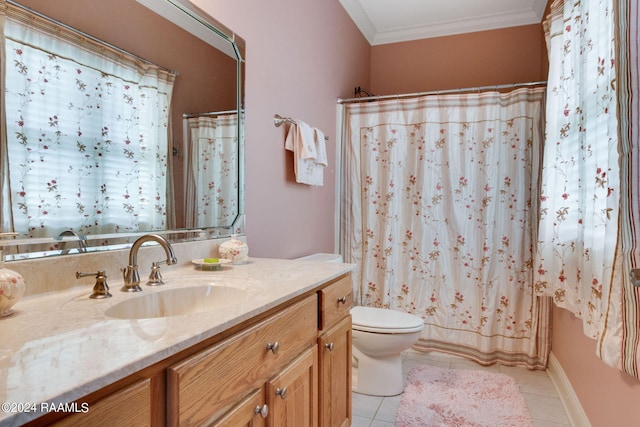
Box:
[339,0,548,46]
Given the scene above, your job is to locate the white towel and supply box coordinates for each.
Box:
[284,120,328,186]
[314,128,328,167]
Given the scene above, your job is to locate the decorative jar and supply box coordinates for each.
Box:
[218,234,249,263]
[0,235,26,316]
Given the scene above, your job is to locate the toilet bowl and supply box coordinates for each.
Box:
[293,254,424,396]
[351,306,424,396]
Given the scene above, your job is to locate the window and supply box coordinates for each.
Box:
[535,0,619,336]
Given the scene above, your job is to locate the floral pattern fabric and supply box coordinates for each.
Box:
[1,3,175,240]
[184,115,239,228]
[534,0,620,354]
[341,88,550,367]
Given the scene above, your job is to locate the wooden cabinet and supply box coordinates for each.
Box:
[266,346,318,426]
[211,389,266,427]
[167,295,318,426]
[319,316,352,427]
[318,275,352,331]
[51,379,152,427]
[317,276,353,427]
[212,347,318,427]
[30,273,353,427]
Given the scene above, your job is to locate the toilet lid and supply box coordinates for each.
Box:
[351,306,424,333]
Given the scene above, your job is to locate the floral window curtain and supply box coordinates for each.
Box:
[1,2,175,238]
[341,88,550,368]
[184,115,238,228]
[533,0,621,367]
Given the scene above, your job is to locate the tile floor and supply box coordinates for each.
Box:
[351,349,572,427]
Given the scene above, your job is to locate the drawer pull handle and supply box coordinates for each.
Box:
[266,342,280,354]
[275,387,288,399]
[325,342,335,352]
[337,296,348,304]
[254,404,269,418]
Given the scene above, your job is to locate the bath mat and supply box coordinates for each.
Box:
[395,365,533,427]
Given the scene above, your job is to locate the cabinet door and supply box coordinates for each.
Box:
[51,379,151,427]
[266,346,318,427]
[212,389,267,427]
[318,315,352,427]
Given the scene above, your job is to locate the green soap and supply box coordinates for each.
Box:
[204,257,219,263]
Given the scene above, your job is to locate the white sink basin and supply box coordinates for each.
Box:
[104,285,247,319]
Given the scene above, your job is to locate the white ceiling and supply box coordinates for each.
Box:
[339,0,548,45]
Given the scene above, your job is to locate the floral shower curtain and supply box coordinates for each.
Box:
[1,1,175,238]
[341,88,550,368]
[184,115,239,228]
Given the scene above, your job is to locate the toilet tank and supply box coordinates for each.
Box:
[295,253,343,263]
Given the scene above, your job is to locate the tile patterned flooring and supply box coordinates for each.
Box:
[351,349,573,427]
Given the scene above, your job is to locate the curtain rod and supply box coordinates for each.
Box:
[337,81,547,104]
[6,0,179,77]
[183,109,240,119]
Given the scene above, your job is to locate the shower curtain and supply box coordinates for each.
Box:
[184,114,239,228]
[340,88,551,368]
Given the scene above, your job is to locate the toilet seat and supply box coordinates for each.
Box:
[351,306,424,334]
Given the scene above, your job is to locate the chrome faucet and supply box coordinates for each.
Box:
[57,229,88,254]
[121,234,177,292]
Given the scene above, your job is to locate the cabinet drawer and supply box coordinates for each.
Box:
[318,275,352,330]
[167,294,318,426]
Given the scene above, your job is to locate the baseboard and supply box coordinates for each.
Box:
[547,352,591,427]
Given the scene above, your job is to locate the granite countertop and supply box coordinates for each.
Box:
[0,257,354,426]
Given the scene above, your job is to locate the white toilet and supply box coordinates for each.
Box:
[295,253,424,396]
[351,306,424,396]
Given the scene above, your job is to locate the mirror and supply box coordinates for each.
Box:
[0,0,245,259]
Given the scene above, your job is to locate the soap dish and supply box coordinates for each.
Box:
[191,258,232,271]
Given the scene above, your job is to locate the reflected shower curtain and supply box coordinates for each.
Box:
[184,115,238,228]
[340,88,551,367]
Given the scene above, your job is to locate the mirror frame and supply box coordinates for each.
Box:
[2,0,245,260]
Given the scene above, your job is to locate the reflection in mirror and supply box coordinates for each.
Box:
[183,112,239,228]
[0,0,245,260]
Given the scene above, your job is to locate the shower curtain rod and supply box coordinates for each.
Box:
[337,80,547,104]
[182,109,240,119]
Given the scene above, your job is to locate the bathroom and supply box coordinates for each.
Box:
[1,0,639,426]
[191,1,640,424]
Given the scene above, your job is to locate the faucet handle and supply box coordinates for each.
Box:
[76,270,112,299]
[147,261,166,286]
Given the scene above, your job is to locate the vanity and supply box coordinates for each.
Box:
[0,257,354,426]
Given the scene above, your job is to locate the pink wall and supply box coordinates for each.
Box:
[370,24,547,95]
[193,0,370,259]
[553,307,640,426]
